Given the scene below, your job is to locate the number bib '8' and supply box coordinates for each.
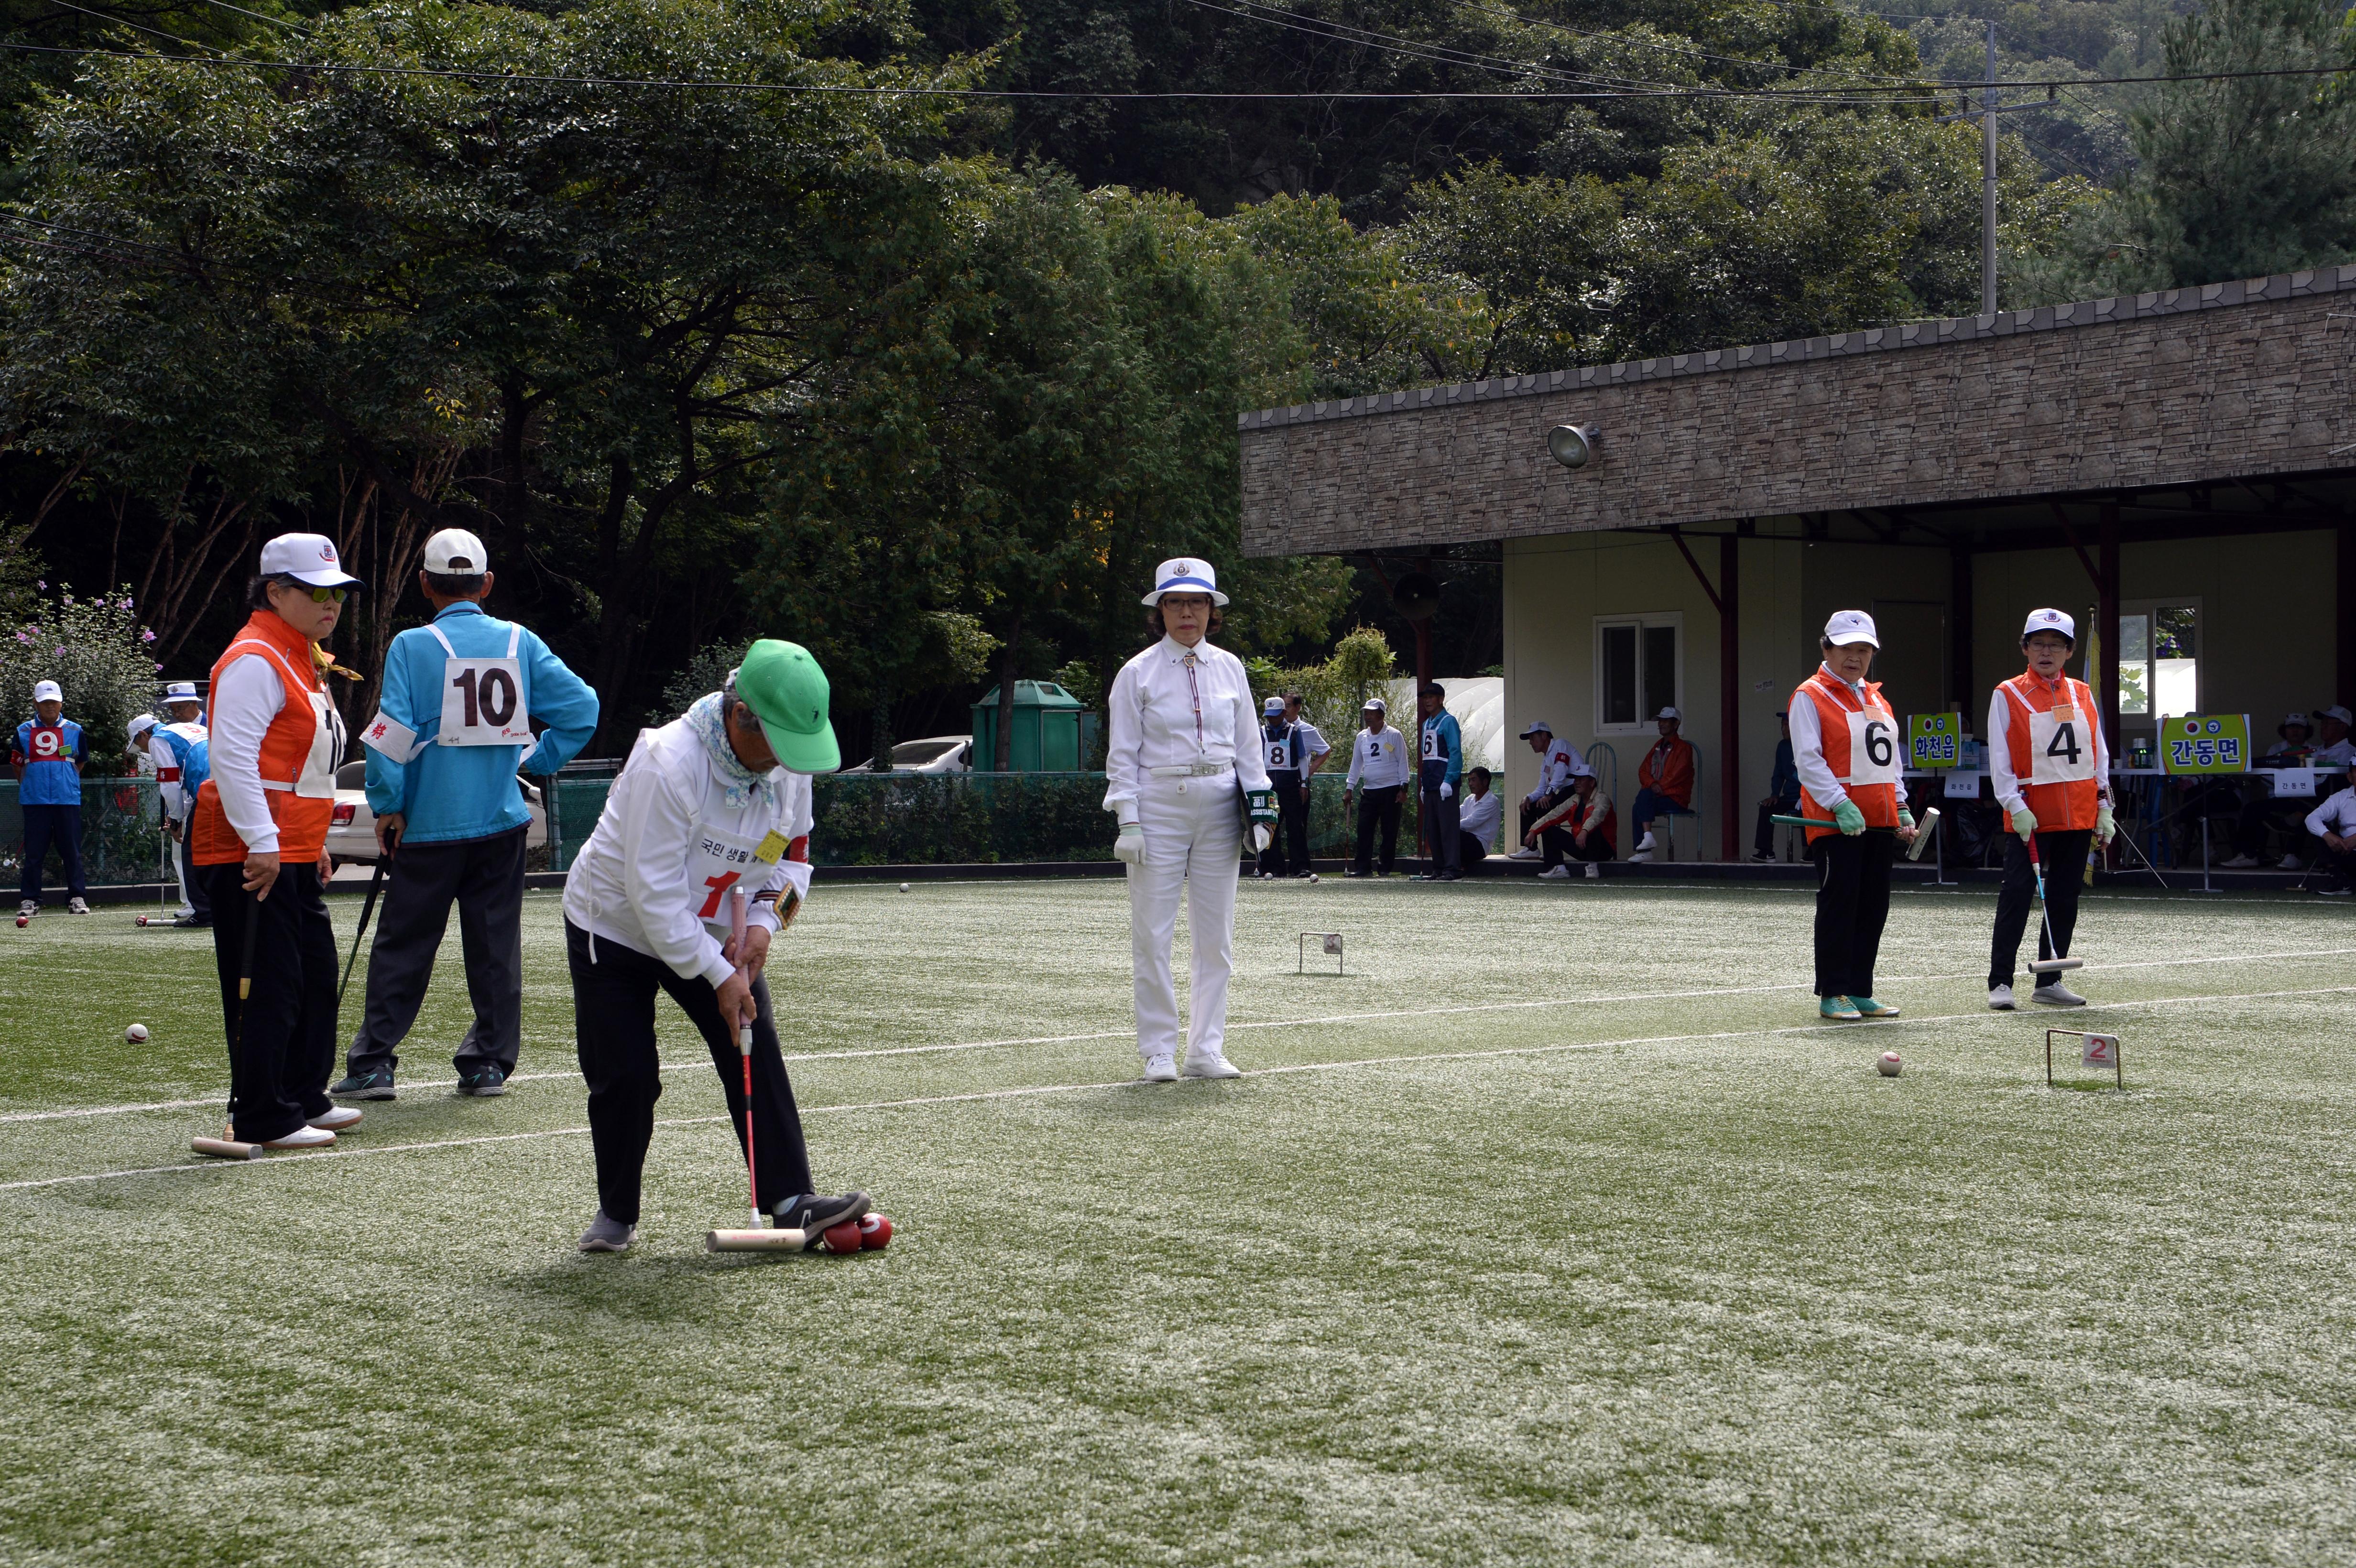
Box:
[2028,706,2095,784]
[432,623,534,747]
[1843,707,1900,787]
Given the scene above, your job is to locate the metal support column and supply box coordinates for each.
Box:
[1719,533,1740,861]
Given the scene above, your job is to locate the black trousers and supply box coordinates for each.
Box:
[2314,844,2356,888]
[1520,789,1571,847]
[1419,781,1462,875]
[2233,792,2317,860]
[347,826,526,1078]
[1562,828,1614,864]
[205,861,336,1143]
[567,920,814,1228]
[1810,829,1898,999]
[1260,773,1309,875]
[1754,797,1799,857]
[1457,830,1491,871]
[19,803,84,901]
[1990,828,2093,989]
[176,827,212,919]
[1353,784,1403,874]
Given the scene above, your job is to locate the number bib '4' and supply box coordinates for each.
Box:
[433,622,533,747]
[1843,707,1900,788]
[2028,706,2095,785]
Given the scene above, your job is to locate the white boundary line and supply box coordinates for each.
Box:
[7,945,2352,1125]
[6,982,2354,1195]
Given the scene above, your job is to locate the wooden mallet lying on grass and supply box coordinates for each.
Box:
[192,902,265,1160]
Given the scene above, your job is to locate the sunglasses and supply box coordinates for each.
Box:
[282,583,348,604]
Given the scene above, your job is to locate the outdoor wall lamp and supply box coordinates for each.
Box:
[1547,423,1599,469]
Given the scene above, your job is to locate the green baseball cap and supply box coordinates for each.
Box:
[735,639,840,774]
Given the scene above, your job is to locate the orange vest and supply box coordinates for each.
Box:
[1795,670,1901,843]
[1997,672,2101,831]
[191,611,343,865]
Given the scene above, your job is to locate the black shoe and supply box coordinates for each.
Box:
[330,1068,397,1100]
[172,914,210,928]
[1748,851,1775,863]
[457,1065,508,1097]
[1438,870,1462,882]
[773,1191,871,1236]
[1343,868,1365,878]
[1293,871,1316,880]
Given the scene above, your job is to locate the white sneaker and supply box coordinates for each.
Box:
[308,1106,363,1131]
[1140,1056,1178,1083]
[1506,846,1541,860]
[2277,853,2304,871]
[15,899,33,917]
[2219,853,2259,869]
[262,1125,336,1149]
[1636,831,1658,852]
[1988,984,2015,1011]
[1181,1052,1243,1079]
[1584,863,1600,879]
[2031,980,2087,1006]
[1538,864,1571,879]
[66,897,90,915]
[1627,849,1655,863]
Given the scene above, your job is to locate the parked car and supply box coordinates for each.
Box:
[327,760,547,863]
[885,736,973,774]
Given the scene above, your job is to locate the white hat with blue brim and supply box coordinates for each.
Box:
[164,681,199,702]
[1141,557,1227,607]
[1264,697,1285,716]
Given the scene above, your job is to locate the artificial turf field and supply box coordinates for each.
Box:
[2,875,2353,1567]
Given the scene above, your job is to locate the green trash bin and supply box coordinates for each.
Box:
[970,681,1096,772]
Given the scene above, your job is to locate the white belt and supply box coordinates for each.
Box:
[1148,760,1233,778]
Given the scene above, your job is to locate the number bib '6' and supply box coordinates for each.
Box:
[2028,706,2096,784]
[433,622,533,747]
[1843,707,1900,787]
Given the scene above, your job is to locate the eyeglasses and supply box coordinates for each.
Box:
[277,581,347,604]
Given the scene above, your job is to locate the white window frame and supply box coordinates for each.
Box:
[2105,597,2203,730]
[1594,612,1685,735]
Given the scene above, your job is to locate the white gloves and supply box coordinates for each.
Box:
[1114,822,1145,866]
[2010,805,2039,840]
[1439,782,1453,800]
[2094,805,2115,846]
[1253,825,1273,853]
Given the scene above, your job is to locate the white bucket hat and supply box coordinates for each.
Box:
[1824,610,1879,648]
[1141,557,1228,607]
[163,681,199,702]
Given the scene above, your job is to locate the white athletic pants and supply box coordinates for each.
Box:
[1128,774,1243,1064]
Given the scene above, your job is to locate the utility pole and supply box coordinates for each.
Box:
[1981,19,1998,315]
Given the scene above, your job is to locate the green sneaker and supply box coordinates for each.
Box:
[1852,996,1901,1018]
[1819,995,1863,1021]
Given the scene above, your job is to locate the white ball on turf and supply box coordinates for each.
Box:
[900,882,911,893]
[1877,1051,1901,1077]
[1307,873,1319,884]
[125,1023,149,1043]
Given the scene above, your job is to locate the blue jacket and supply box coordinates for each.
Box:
[13,717,86,806]
[158,722,210,801]
[1418,710,1463,790]
[363,603,600,845]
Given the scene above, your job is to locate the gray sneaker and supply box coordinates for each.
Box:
[578,1211,636,1252]
[1988,984,2016,1011]
[66,897,90,915]
[2031,980,2087,1006]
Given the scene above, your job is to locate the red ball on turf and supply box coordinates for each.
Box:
[14,915,25,928]
[859,1213,893,1250]
[821,1220,866,1255]
[136,915,148,926]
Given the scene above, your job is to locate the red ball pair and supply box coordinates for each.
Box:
[821,1213,893,1254]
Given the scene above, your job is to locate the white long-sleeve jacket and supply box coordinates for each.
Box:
[1101,636,1271,821]
[562,719,815,986]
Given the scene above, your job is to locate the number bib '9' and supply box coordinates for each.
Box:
[1843,708,1900,787]
[432,623,533,747]
[2028,707,2095,784]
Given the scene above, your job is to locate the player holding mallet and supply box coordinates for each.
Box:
[1789,611,1919,1021]
[1105,558,1276,1082]
[566,641,868,1253]
[1986,608,2113,1009]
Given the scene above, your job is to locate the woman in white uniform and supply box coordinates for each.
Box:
[1105,559,1276,1082]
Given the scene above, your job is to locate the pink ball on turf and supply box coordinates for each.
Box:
[859,1213,893,1250]
[822,1220,866,1255]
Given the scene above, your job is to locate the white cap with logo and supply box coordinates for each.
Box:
[1656,706,1681,721]
[1362,696,1387,713]
[1141,557,1228,607]
[1518,719,1553,739]
[423,528,489,575]
[2021,608,2076,642]
[1824,610,1880,648]
[1264,697,1285,716]
[32,679,62,703]
[2318,704,2352,726]
[127,714,158,741]
[258,532,364,589]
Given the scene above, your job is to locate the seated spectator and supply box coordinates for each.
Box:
[1750,710,1800,862]
[2312,705,2354,771]
[1627,707,1694,863]
[1457,766,1502,871]
[2225,712,2328,869]
[2305,758,2356,894]
[1526,772,1614,879]
[1509,720,1587,860]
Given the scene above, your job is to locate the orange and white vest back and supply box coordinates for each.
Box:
[191,612,343,865]
[1794,671,1901,842]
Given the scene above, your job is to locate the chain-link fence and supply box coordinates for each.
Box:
[543,770,1403,870]
[0,778,172,888]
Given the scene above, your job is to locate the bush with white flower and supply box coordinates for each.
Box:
[1,585,165,774]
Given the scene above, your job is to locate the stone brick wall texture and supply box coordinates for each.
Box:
[1239,268,2356,557]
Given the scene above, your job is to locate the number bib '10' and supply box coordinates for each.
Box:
[1843,707,1900,787]
[2028,706,2096,784]
[433,622,533,747]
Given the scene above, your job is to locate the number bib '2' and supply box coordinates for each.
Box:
[433,622,533,747]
